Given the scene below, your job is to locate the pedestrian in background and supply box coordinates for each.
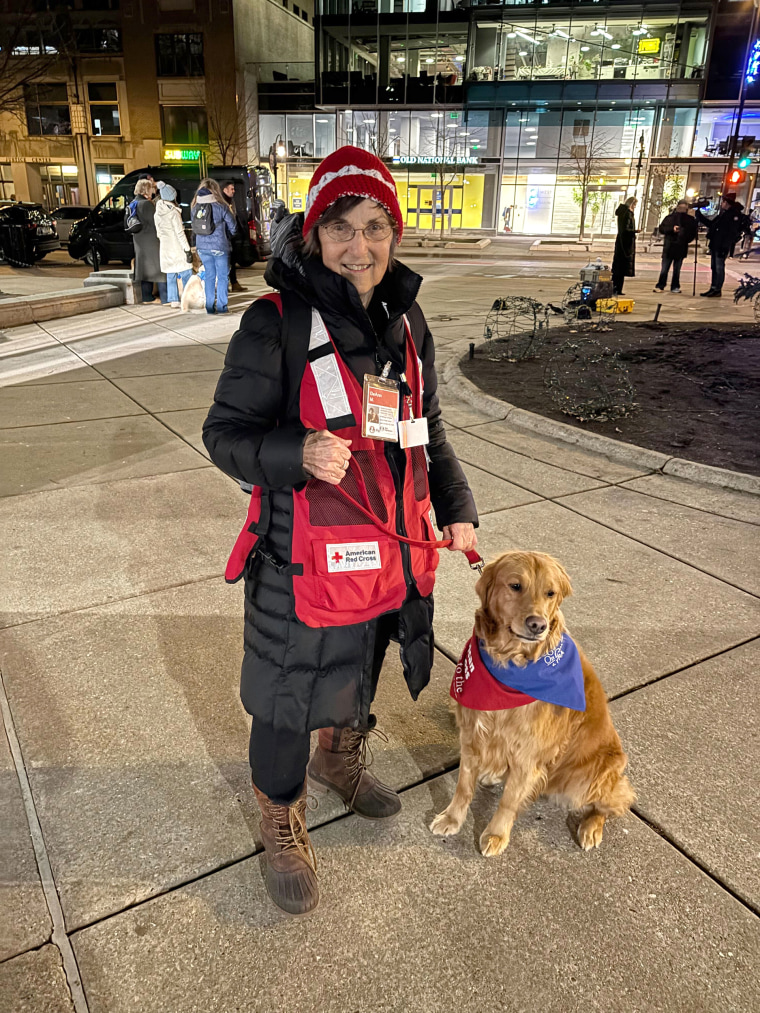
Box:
[132,178,167,304]
[154,181,193,308]
[611,196,638,296]
[696,193,751,297]
[191,179,238,314]
[654,200,697,294]
[222,180,247,293]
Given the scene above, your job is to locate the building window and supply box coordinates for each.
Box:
[88,82,120,136]
[161,106,208,145]
[0,163,15,201]
[74,27,122,53]
[294,4,300,13]
[282,0,288,7]
[25,83,71,135]
[301,9,308,20]
[95,163,125,201]
[155,33,204,77]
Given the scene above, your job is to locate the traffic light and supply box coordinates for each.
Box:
[737,154,752,169]
[726,168,748,187]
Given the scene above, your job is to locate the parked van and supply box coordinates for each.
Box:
[68,164,274,267]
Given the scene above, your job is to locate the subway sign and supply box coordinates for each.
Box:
[392,156,479,166]
[162,148,201,162]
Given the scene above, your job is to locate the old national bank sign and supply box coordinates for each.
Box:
[391,156,479,166]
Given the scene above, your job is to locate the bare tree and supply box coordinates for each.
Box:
[0,2,72,122]
[561,129,614,239]
[641,161,688,233]
[194,76,263,167]
[422,114,464,239]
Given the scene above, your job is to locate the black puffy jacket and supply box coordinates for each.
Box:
[203,254,477,735]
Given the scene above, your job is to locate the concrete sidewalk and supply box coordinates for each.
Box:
[1,274,758,1013]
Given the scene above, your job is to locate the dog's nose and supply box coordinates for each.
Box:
[525,615,547,635]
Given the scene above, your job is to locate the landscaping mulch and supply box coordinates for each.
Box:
[461,321,760,476]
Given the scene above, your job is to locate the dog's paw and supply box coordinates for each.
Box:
[577,813,606,851]
[479,830,510,857]
[429,809,463,836]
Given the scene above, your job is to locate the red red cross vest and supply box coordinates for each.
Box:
[225,293,441,629]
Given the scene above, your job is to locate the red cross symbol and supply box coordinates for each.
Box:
[332,551,344,563]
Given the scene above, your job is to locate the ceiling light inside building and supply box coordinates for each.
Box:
[396,56,405,62]
[515,30,537,45]
[519,51,528,56]
[426,57,434,63]
[317,118,328,123]
[611,44,621,49]
[598,30,613,40]
[580,46,590,52]
[507,32,517,38]
[553,29,570,39]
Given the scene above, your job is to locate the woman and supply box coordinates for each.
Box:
[611,195,638,296]
[191,178,238,314]
[132,179,167,304]
[154,181,193,308]
[203,147,478,916]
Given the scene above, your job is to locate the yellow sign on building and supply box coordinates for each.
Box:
[638,38,661,54]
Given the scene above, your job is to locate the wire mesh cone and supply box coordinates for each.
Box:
[483,296,550,361]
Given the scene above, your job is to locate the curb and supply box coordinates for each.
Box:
[442,341,760,495]
[0,285,124,328]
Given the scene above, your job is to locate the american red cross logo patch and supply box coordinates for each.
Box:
[326,542,382,573]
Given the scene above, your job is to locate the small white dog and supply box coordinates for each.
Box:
[180,271,206,313]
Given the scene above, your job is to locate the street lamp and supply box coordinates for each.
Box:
[268,134,287,199]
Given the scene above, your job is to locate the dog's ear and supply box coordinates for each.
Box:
[474,561,499,638]
[552,560,573,602]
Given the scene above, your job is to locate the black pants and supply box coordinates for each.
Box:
[228,253,237,286]
[710,249,727,293]
[656,252,684,291]
[140,281,167,303]
[248,609,399,805]
[611,264,626,295]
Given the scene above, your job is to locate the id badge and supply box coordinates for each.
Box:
[362,374,399,441]
[398,417,429,449]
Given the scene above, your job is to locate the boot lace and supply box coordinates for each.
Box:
[265,796,318,873]
[343,726,389,807]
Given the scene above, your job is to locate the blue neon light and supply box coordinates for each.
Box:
[747,38,760,84]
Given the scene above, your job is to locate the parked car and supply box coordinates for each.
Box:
[0,201,61,266]
[51,204,93,244]
[68,164,274,268]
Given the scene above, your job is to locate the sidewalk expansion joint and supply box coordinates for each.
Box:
[608,634,760,703]
[0,668,90,1012]
[445,419,656,486]
[551,496,760,601]
[0,571,226,633]
[613,480,760,528]
[631,809,760,920]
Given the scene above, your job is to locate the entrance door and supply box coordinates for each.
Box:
[407,185,457,232]
[585,187,625,236]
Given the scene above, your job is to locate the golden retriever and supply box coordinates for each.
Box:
[430,551,634,855]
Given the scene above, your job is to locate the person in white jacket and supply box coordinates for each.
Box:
[154,181,193,308]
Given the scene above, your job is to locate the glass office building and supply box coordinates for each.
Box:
[261,0,760,236]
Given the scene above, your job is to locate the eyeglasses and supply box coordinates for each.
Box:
[319,221,393,243]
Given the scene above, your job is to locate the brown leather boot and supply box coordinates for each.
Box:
[252,781,318,915]
[308,723,401,820]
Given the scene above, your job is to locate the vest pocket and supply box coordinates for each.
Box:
[310,537,396,615]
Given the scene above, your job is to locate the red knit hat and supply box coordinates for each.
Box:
[302,145,403,240]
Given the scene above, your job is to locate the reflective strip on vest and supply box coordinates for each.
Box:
[308,308,352,424]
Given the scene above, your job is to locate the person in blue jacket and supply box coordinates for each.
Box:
[191,178,238,314]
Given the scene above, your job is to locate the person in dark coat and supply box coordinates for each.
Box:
[611,196,638,295]
[654,200,698,294]
[203,147,478,916]
[696,193,751,297]
[222,180,247,293]
[131,178,167,304]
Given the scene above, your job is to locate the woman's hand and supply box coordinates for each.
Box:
[442,523,478,553]
[303,430,352,485]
